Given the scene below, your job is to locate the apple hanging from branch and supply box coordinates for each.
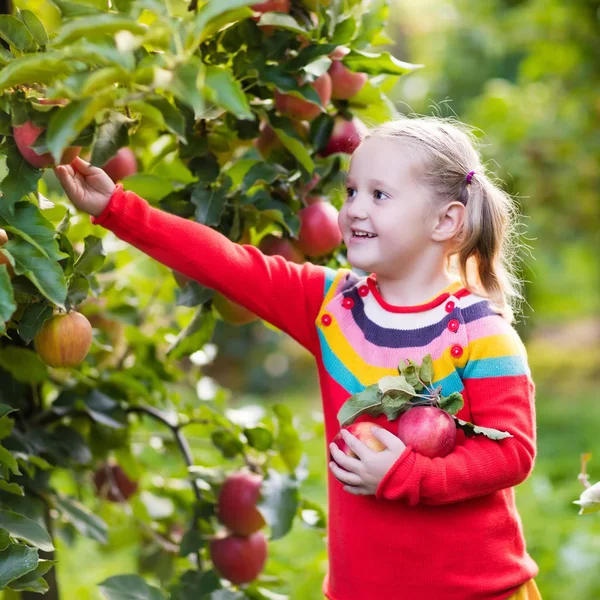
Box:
[216,471,266,536]
[209,531,268,585]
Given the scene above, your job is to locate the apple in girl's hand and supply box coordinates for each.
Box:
[396,406,457,458]
[331,421,386,459]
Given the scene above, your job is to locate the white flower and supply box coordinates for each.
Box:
[573,481,600,515]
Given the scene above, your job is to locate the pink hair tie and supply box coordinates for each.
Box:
[465,170,476,185]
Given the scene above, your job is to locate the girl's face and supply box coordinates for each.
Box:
[338,136,438,277]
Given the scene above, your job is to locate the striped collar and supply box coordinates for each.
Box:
[366,275,467,314]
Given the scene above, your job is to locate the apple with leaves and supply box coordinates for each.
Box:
[34,311,93,368]
[396,406,457,458]
[217,471,266,535]
[210,530,268,585]
[275,72,332,121]
[101,147,138,182]
[93,462,138,502]
[332,421,386,459]
[328,50,368,100]
[296,200,342,257]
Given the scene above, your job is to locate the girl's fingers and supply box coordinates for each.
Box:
[329,461,362,486]
[329,443,361,473]
[70,156,96,175]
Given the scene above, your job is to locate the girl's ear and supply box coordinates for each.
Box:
[431,201,465,242]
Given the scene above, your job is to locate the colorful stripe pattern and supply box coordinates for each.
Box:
[316,269,530,398]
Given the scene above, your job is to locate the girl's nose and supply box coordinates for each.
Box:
[345,196,368,219]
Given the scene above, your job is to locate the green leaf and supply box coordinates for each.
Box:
[98,574,166,600]
[18,302,52,343]
[211,428,244,459]
[166,305,216,360]
[378,375,416,397]
[299,497,326,530]
[204,66,254,121]
[191,184,227,227]
[73,235,105,276]
[302,56,332,79]
[439,392,464,415]
[244,426,274,451]
[398,358,424,391]
[0,510,54,552]
[0,544,39,590]
[0,446,20,477]
[0,144,42,210]
[0,347,47,384]
[52,14,147,45]
[52,494,108,544]
[257,13,307,35]
[0,529,11,552]
[258,468,300,541]
[3,239,67,308]
[18,10,48,47]
[272,404,302,472]
[193,0,257,37]
[242,162,285,192]
[170,569,222,598]
[0,268,16,333]
[8,558,54,592]
[0,404,16,419]
[342,50,423,76]
[46,96,113,165]
[51,0,104,18]
[273,127,314,174]
[0,480,23,496]
[419,354,434,387]
[122,174,176,202]
[178,528,204,557]
[337,383,383,427]
[332,16,357,45]
[454,418,513,441]
[171,58,205,120]
[0,15,34,52]
[0,51,76,91]
[89,111,132,168]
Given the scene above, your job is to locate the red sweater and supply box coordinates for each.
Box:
[92,184,539,600]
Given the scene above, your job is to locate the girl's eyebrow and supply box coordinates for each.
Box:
[346,176,398,192]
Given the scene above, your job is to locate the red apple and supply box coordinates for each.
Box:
[13,120,81,168]
[259,234,304,263]
[34,311,93,368]
[275,72,332,121]
[217,472,266,536]
[328,60,367,100]
[101,147,138,182]
[296,200,342,257]
[396,406,457,458]
[210,531,268,585]
[93,462,138,502]
[319,116,367,157]
[332,421,386,459]
[213,293,258,325]
[252,0,291,13]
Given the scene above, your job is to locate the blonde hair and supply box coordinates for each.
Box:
[363,115,527,324]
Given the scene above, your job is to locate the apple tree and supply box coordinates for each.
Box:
[0,0,418,597]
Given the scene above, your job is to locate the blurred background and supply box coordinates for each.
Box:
[7,0,598,598]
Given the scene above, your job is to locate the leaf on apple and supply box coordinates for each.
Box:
[397,359,424,391]
[454,418,513,440]
[337,383,382,427]
[378,374,415,397]
[438,391,464,415]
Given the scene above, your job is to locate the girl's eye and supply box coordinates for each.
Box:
[373,189,387,200]
[346,187,356,199]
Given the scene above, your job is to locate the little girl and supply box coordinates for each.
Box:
[54,115,541,600]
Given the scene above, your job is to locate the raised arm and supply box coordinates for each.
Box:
[375,315,536,505]
[90,184,329,356]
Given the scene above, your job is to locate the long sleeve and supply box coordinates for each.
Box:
[90,184,327,355]
[375,313,537,506]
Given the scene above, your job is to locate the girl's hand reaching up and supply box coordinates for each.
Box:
[53,156,116,217]
[329,428,407,496]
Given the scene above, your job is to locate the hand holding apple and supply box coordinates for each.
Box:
[53,156,116,217]
[329,425,406,495]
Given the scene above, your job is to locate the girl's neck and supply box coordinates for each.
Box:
[373,271,458,307]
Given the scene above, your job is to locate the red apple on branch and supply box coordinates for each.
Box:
[259,234,304,263]
[216,472,266,536]
[93,462,138,502]
[252,0,291,13]
[397,406,457,458]
[101,147,138,182]
[296,200,342,257]
[332,421,386,459]
[319,116,367,157]
[328,58,368,100]
[275,72,332,121]
[210,531,268,585]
